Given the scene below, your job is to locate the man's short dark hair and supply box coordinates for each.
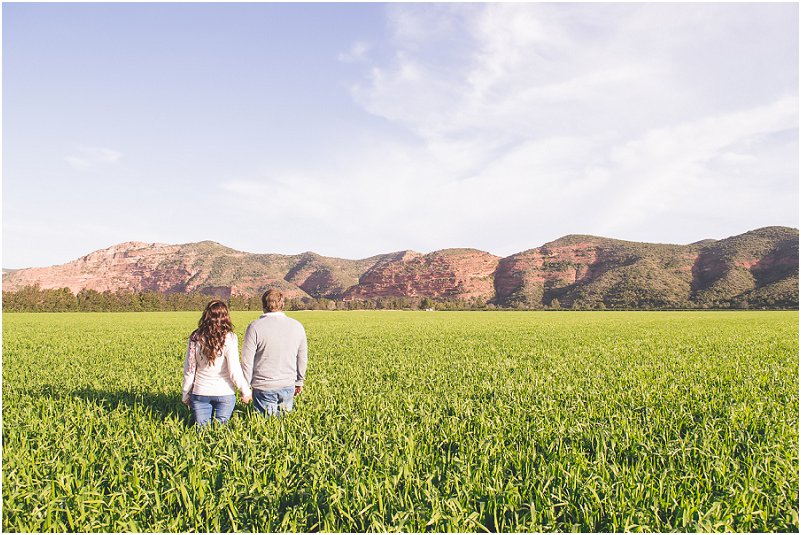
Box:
[262,289,285,312]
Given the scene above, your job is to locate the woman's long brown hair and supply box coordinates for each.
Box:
[191,300,234,366]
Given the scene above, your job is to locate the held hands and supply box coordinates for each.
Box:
[237,388,300,403]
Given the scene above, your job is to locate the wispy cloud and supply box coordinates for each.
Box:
[66,147,122,170]
[593,96,799,236]
[1,3,793,270]
[217,3,796,258]
[214,5,797,258]
[337,41,371,63]
[336,4,798,251]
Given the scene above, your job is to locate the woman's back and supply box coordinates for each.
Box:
[181,300,251,425]
[183,331,250,399]
[189,331,237,392]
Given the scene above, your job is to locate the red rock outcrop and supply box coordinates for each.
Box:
[2,241,311,298]
[342,249,500,301]
[4,242,189,294]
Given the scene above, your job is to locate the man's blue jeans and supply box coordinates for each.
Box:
[190,394,236,425]
[253,387,295,417]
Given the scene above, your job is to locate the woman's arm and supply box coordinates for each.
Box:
[226,333,252,401]
[181,338,198,404]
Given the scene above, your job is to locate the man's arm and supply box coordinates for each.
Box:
[295,327,308,395]
[240,323,257,385]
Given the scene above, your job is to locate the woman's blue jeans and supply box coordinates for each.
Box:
[253,387,295,417]
[190,394,236,425]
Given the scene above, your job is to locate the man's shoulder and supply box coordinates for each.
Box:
[245,318,262,330]
[273,314,304,329]
[248,313,304,328]
[285,316,306,331]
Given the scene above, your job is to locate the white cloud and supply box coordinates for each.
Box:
[337,41,371,63]
[344,4,796,251]
[386,3,475,44]
[352,5,685,159]
[593,96,799,236]
[225,4,797,258]
[66,147,122,170]
[10,4,796,269]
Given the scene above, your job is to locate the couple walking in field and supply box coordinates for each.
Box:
[181,289,308,425]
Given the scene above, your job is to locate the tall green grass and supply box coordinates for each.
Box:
[3,311,798,531]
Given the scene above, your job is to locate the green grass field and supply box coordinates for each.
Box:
[2,311,798,532]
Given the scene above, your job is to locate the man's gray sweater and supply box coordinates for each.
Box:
[241,312,308,391]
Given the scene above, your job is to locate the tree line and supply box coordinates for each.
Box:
[1,285,791,313]
[2,286,532,312]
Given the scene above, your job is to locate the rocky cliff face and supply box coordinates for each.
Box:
[494,239,606,307]
[2,241,365,300]
[689,227,799,307]
[3,227,798,308]
[492,227,797,308]
[283,252,387,299]
[4,241,192,294]
[342,249,500,301]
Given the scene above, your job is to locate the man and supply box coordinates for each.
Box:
[241,289,308,416]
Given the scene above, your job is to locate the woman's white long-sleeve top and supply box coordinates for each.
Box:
[181,332,251,403]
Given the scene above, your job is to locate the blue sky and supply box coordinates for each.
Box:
[3,3,798,268]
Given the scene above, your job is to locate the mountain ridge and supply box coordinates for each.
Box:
[3,226,798,308]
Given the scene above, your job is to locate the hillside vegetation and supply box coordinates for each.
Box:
[2,227,798,310]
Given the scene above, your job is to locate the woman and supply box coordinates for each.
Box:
[182,300,252,425]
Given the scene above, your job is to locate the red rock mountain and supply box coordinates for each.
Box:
[494,227,798,308]
[3,227,798,308]
[342,249,500,301]
[2,241,390,300]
